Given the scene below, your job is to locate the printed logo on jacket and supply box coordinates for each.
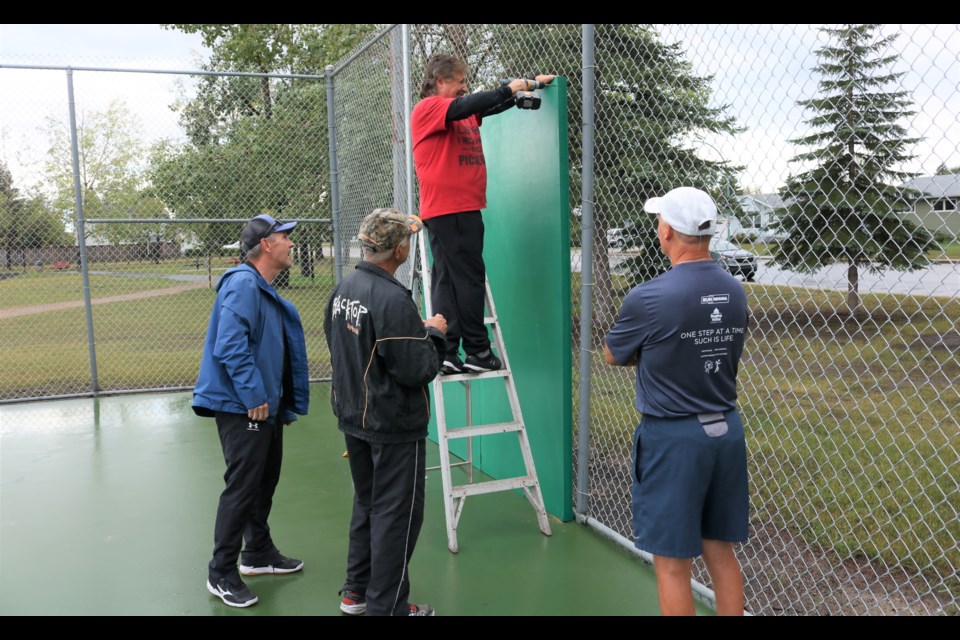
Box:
[330,295,368,336]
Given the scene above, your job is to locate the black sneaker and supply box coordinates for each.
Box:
[239,554,304,576]
[409,603,435,616]
[463,349,502,373]
[441,355,464,374]
[207,577,258,608]
[339,589,367,615]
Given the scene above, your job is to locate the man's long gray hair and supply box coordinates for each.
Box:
[419,53,467,99]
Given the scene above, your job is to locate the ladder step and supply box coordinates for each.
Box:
[436,369,511,383]
[451,476,539,498]
[426,460,470,472]
[443,421,524,439]
[417,230,551,551]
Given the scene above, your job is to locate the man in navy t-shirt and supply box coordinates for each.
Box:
[605,186,750,616]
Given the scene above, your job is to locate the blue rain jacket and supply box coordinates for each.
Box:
[193,263,309,423]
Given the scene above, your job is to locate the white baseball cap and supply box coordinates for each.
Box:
[643,187,717,236]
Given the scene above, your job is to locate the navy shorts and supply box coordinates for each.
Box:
[631,409,749,558]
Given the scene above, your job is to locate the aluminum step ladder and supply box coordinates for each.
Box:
[411,230,552,553]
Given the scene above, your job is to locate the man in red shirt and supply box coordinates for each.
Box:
[412,53,554,374]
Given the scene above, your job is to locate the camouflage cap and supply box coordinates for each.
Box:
[357,208,423,252]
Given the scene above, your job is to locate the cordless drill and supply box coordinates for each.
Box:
[501,76,547,110]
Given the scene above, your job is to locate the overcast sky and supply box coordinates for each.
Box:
[1,24,212,189]
[2,24,958,194]
[657,24,960,191]
[0,24,209,67]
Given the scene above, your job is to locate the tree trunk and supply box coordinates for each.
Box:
[590,222,615,346]
[300,243,314,280]
[847,263,860,316]
[445,24,469,67]
[260,72,272,120]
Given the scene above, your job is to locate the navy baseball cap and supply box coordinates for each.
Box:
[241,214,298,251]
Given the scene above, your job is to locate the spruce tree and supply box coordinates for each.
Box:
[773,24,935,315]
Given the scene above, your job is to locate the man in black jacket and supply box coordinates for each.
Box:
[324,207,447,617]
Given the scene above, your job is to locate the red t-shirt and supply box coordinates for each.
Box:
[411,96,487,220]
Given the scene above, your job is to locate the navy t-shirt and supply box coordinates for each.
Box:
[605,260,749,418]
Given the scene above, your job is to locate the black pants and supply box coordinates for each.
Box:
[342,434,426,616]
[424,211,489,358]
[208,412,283,582]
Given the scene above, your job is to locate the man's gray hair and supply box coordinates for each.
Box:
[364,235,409,263]
[244,235,277,262]
[419,53,468,99]
[674,229,713,246]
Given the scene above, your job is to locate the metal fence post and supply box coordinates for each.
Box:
[575,25,597,518]
[326,63,343,284]
[66,68,99,395]
[402,24,414,218]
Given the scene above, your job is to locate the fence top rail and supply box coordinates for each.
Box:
[83,218,333,224]
[327,24,397,76]
[2,23,397,80]
[0,62,325,81]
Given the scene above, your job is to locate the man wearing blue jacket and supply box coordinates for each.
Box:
[193,213,311,608]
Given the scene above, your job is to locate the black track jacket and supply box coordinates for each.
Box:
[324,261,445,444]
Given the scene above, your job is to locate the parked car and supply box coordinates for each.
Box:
[738,223,789,244]
[754,228,789,244]
[607,227,625,248]
[709,237,758,282]
[608,220,648,249]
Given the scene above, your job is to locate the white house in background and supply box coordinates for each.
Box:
[899,174,960,241]
[738,193,785,230]
[714,215,743,240]
[715,193,786,241]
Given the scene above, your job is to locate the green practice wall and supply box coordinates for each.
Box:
[425,77,572,521]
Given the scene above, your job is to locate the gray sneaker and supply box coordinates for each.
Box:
[339,589,367,615]
[408,603,435,616]
[207,577,258,608]
[240,554,304,576]
[441,355,464,374]
[463,349,502,373]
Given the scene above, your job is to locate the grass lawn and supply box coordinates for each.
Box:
[742,241,960,260]
[575,276,959,598]
[0,270,195,311]
[0,259,337,399]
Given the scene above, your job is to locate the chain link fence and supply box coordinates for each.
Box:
[0,62,335,401]
[1,24,957,615]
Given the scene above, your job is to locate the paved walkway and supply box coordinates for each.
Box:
[0,281,209,320]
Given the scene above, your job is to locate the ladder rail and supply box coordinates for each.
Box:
[416,228,551,554]
[482,282,528,437]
